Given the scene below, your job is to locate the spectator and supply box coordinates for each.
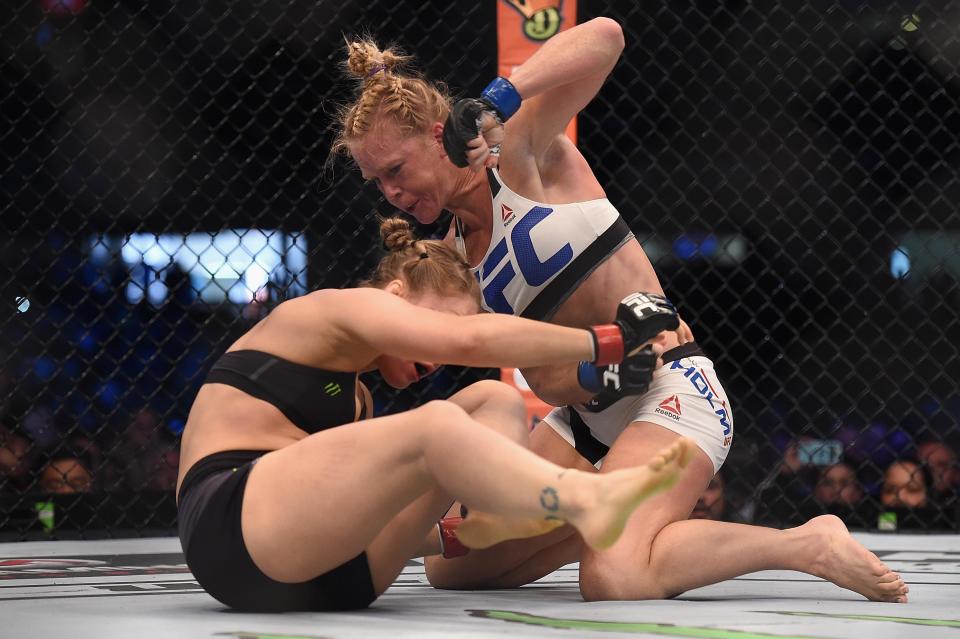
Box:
[0,427,36,491]
[815,462,864,506]
[20,403,61,452]
[754,437,819,526]
[139,445,180,492]
[38,455,93,494]
[916,439,959,499]
[812,460,875,529]
[878,459,955,530]
[110,408,177,491]
[881,460,928,509]
[690,471,727,521]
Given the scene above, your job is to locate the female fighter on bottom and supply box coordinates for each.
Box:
[176,217,693,612]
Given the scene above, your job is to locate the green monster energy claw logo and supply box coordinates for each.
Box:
[324,382,342,396]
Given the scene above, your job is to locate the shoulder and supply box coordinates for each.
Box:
[271,288,391,321]
[303,287,391,303]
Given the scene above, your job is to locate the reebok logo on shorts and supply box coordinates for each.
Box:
[655,395,682,421]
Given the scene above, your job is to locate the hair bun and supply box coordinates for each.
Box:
[379,217,416,252]
[344,38,410,81]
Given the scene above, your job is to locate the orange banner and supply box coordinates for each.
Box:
[497,0,577,143]
[496,1,577,427]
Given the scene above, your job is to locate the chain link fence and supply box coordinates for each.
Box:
[1,0,958,538]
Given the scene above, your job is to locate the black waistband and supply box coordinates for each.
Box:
[178,450,269,504]
[520,216,634,321]
[662,341,705,363]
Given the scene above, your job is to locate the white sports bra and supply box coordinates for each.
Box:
[456,168,633,320]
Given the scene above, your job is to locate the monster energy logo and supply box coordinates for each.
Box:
[324,382,342,396]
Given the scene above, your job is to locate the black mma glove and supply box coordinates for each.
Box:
[442,77,522,168]
[577,292,680,399]
[610,292,680,357]
[578,345,660,399]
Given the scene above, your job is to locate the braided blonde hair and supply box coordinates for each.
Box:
[361,217,479,301]
[330,38,452,160]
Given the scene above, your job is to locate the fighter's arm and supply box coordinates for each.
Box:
[329,288,599,369]
[507,17,625,156]
[523,292,682,406]
[443,18,625,170]
[520,362,595,407]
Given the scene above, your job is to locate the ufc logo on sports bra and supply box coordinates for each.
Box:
[479,206,572,314]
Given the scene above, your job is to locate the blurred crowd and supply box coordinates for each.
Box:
[0,243,957,534]
[693,434,960,531]
[0,402,180,496]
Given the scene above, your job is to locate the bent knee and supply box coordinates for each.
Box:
[424,556,490,590]
[471,379,525,407]
[417,399,469,425]
[579,558,668,601]
[465,379,529,440]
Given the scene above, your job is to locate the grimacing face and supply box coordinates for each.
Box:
[350,122,450,225]
[375,289,480,389]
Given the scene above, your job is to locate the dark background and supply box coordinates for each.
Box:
[1,0,958,536]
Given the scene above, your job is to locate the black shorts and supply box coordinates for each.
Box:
[177,450,377,612]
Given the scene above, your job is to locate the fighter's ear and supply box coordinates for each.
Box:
[384,279,406,297]
[432,121,448,158]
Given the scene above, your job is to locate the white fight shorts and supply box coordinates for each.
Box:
[542,344,733,472]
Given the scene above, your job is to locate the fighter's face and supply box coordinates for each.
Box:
[351,122,448,225]
[375,289,479,389]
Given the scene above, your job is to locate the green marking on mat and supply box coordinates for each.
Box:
[469,610,831,639]
[215,632,331,639]
[763,611,960,628]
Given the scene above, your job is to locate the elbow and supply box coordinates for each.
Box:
[589,17,625,58]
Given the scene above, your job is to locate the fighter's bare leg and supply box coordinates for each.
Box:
[425,422,594,589]
[367,380,531,587]
[579,422,909,603]
[241,400,691,594]
[458,438,692,549]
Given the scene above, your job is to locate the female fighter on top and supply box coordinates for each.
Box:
[331,17,908,603]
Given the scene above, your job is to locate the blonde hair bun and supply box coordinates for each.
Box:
[379,217,417,252]
[344,38,410,81]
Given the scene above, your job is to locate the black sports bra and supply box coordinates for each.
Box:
[204,350,367,433]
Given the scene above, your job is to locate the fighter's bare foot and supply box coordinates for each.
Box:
[572,437,695,551]
[805,515,909,603]
[455,512,565,550]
